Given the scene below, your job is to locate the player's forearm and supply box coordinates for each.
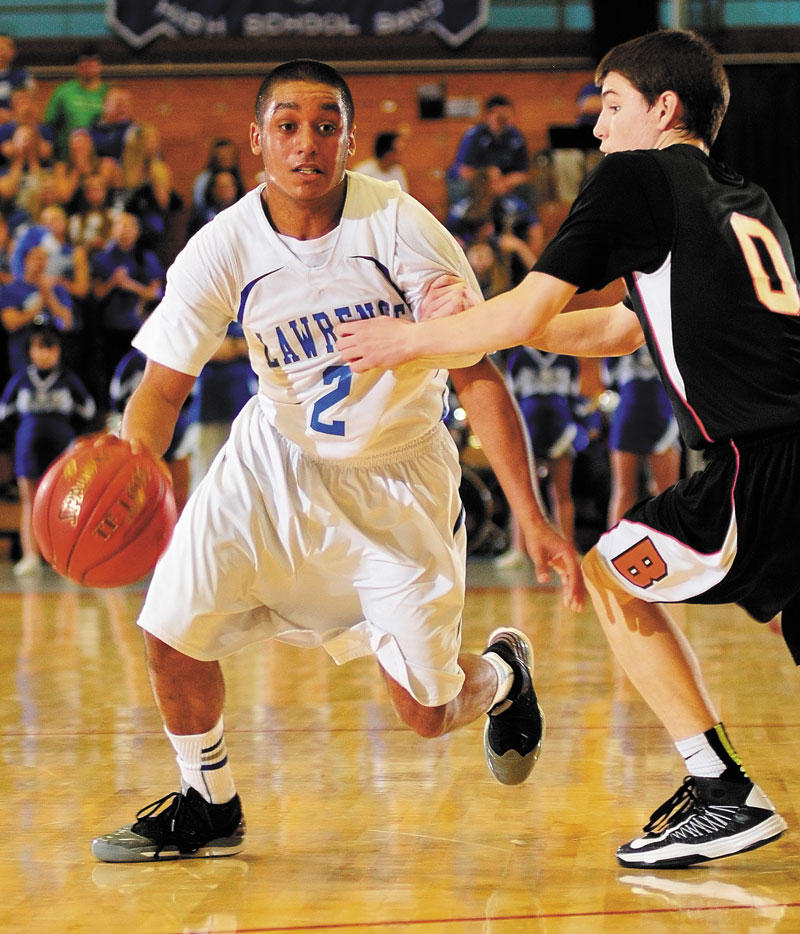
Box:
[451,360,550,532]
[406,273,577,360]
[121,366,194,458]
[535,303,645,357]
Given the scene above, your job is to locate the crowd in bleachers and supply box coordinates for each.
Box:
[0,36,681,575]
[0,39,260,573]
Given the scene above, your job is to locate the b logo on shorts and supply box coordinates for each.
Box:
[611,537,668,588]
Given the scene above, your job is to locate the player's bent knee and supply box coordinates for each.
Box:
[399,703,449,738]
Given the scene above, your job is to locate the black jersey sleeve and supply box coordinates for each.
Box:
[533,151,675,292]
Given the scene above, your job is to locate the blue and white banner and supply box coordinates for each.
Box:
[107,0,489,50]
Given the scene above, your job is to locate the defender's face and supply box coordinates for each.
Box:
[594,71,663,154]
[250,79,355,205]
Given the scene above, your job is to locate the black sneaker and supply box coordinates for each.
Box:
[91,787,246,862]
[617,776,787,869]
[482,627,544,785]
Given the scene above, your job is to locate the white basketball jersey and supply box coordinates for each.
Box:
[134,173,481,459]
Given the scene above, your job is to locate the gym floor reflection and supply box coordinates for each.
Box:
[2,558,799,933]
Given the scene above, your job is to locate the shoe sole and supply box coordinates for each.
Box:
[484,701,545,785]
[616,815,788,869]
[91,835,245,863]
[484,627,543,785]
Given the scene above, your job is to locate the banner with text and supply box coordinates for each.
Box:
[107,0,489,50]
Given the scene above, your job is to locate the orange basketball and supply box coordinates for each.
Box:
[33,434,177,588]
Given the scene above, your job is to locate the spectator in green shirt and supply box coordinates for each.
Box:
[44,43,108,162]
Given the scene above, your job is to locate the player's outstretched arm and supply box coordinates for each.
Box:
[450,358,584,611]
[337,272,577,371]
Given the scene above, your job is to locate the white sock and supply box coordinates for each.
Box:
[165,716,237,804]
[675,731,726,779]
[483,652,515,711]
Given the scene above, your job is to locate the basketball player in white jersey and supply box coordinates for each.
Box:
[90,60,582,863]
[338,31,798,869]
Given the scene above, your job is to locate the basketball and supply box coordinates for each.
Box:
[32,434,177,588]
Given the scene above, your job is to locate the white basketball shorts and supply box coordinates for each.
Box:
[137,397,468,706]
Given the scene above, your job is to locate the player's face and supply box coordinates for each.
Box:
[250,80,355,209]
[594,71,664,154]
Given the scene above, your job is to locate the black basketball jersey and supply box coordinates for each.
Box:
[534,144,800,449]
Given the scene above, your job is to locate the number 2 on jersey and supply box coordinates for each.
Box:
[730,212,800,315]
[310,364,351,436]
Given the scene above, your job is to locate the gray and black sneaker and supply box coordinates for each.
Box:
[91,786,246,863]
[482,627,544,785]
[617,776,787,869]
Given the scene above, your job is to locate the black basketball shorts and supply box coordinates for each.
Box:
[595,428,800,627]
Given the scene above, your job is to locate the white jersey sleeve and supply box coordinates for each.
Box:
[133,222,239,376]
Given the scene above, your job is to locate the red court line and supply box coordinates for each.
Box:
[149,900,800,934]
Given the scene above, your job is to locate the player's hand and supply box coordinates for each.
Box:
[420,274,481,320]
[336,316,417,372]
[524,524,585,612]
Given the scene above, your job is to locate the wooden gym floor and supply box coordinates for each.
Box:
[1,555,799,933]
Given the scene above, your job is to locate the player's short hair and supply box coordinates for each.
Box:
[374,132,398,160]
[254,60,355,131]
[596,29,729,148]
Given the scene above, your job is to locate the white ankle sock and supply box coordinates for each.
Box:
[165,716,237,804]
[483,652,515,711]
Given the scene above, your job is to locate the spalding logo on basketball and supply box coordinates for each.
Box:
[32,434,177,587]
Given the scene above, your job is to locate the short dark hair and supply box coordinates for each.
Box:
[374,132,398,160]
[485,94,512,111]
[76,42,101,63]
[596,29,730,148]
[28,324,61,352]
[254,60,354,130]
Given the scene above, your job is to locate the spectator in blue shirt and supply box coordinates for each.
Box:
[0,243,73,374]
[445,95,533,208]
[91,211,163,402]
[0,87,53,177]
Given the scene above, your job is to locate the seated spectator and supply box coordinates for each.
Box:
[186,169,240,238]
[90,85,137,164]
[0,33,35,124]
[53,127,117,209]
[124,156,183,265]
[119,121,165,194]
[0,87,53,177]
[91,212,163,398]
[0,243,73,373]
[67,172,119,254]
[352,131,409,191]
[0,325,95,575]
[12,170,64,239]
[44,43,108,163]
[446,94,534,208]
[446,168,541,283]
[191,137,244,209]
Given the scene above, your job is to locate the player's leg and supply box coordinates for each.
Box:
[607,449,640,526]
[648,445,681,495]
[582,547,717,737]
[381,629,544,786]
[381,651,498,737]
[582,547,786,868]
[91,633,245,863]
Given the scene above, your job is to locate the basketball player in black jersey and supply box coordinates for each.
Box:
[339,29,798,868]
